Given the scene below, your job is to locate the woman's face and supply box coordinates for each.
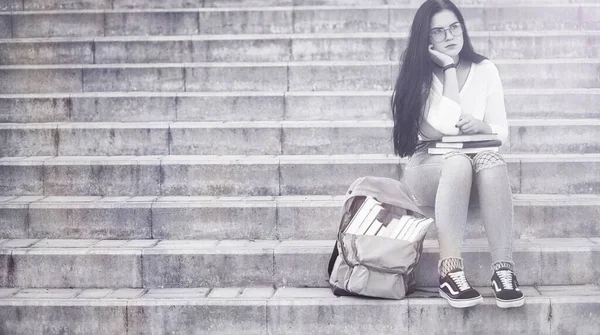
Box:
[429,10,464,58]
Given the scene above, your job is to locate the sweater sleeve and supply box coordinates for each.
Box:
[418,118,445,141]
[424,89,462,136]
[483,63,509,144]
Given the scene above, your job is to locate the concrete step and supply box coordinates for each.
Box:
[1,286,599,334]
[1,59,599,93]
[2,0,599,11]
[1,119,599,156]
[0,31,598,64]
[0,238,598,288]
[1,154,598,196]
[1,195,598,240]
[1,4,598,38]
[1,89,598,123]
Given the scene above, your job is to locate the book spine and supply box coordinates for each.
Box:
[462,140,502,148]
[365,219,384,236]
[381,218,400,238]
[404,219,421,242]
[344,198,377,234]
[441,134,498,143]
[406,218,427,242]
[435,142,462,148]
[391,216,411,239]
[375,226,388,237]
[414,218,434,241]
[356,205,383,235]
[396,217,416,240]
[403,219,420,241]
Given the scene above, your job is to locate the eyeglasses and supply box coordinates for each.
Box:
[429,23,463,43]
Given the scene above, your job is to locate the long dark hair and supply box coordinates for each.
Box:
[391,0,487,157]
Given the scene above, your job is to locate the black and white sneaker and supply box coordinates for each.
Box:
[439,269,483,308]
[491,267,524,308]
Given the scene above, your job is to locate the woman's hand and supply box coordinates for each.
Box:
[456,114,490,134]
[428,45,455,67]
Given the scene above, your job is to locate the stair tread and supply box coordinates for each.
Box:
[1,285,599,302]
[1,88,599,99]
[1,194,599,206]
[3,3,598,15]
[1,58,599,69]
[2,154,600,165]
[1,238,598,250]
[1,30,599,44]
[2,119,600,128]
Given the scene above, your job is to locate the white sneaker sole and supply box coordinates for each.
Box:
[495,296,525,309]
[439,289,483,308]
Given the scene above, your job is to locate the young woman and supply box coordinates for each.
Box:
[391,0,524,309]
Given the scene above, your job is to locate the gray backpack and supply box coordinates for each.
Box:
[327,176,432,300]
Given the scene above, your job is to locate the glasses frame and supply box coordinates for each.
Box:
[429,22,463,43]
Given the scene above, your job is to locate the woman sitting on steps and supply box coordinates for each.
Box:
[391,0,524,309]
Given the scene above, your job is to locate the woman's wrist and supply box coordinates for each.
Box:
[442,63,457,72]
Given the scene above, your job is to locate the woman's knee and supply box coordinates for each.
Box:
[441,151,474,176]
[472,151,506,173]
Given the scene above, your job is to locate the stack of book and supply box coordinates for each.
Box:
[427,133,502,155]
[344,197,433,242]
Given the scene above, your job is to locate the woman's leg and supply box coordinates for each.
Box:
[404,151,483,308]
[434,152,474,276]
[472,151,514,269]
[403,151,475,276]
[472,151,524,308]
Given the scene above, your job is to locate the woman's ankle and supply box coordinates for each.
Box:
[438,257,464,277]
[491,260,514,272]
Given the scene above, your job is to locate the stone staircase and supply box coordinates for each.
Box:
[0,0,599,333]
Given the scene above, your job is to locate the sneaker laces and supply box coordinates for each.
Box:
[497,270,514,290]
[448,271,471,292]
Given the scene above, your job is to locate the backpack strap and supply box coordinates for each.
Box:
[327,241,338,277]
